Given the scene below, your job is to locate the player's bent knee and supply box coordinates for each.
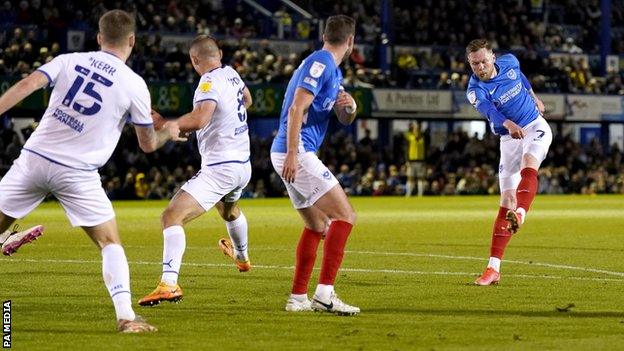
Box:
[220,205,240,222]
[223,213,238,222]
[88,232,121,249]
[98,237,121,249]
[310,223,327,233]
[347,210,357,225]
[336,209,357,225]
[160,207,181,228]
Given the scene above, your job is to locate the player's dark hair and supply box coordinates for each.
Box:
[189,34,220,58]
[98,10,135,46]
[323,15,356,45]
[465,39,492,56]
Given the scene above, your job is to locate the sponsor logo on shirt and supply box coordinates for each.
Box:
[303,77,318,88]
[322,97,336,111]
[497,83,522,105]
[52,108,84,133]
[309,61,326,78]
[234,124,248,136]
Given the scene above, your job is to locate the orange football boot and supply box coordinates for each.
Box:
[138,282,183,306]
[218,238,251,272]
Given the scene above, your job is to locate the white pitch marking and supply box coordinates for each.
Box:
[344,250,624,277]
[17,245,624,278]
[3,258,624,283]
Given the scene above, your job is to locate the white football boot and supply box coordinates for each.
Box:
[311,291,360,316]
[285,295,313,312]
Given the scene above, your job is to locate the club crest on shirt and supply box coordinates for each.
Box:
[198,81,212,93]
[309,61,326,78]
[507,69,517,80]
[322,170,331,180]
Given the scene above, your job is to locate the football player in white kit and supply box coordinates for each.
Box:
[139,35,253,306]
[0,10,184,333]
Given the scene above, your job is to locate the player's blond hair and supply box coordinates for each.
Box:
[98,10,135,46]
[465,39,492,56]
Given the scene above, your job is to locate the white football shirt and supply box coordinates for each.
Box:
[24,51,152,170]
[193,65,250,165]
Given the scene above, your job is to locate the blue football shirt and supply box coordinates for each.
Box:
[271,50,343,153]
[466,54,539,135]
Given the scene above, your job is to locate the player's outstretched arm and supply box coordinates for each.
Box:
[173,100,217,133]
[282,88,314,183]
[0,71,49,115]
[134,121,185,153]
[334,89,357,125]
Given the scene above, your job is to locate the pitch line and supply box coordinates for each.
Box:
[343,250,624,278]
[3,257,624,283]
[20,244,624,278]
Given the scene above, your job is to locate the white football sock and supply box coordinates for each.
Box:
[101,244,135,321]
[314,284,334,301]
[161,225,186,285]
[488,257,501,272]
[289,293,309,301]
[225,212,248,261]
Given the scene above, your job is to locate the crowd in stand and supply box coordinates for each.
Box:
[1,0,623,94]
[1,1,624,199]
[2,119,624,199]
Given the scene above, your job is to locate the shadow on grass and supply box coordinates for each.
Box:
[366,307,624,318]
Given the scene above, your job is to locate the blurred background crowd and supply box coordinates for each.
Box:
[0,0,623,94]
[1,0,623,199]
[1,120,622,199]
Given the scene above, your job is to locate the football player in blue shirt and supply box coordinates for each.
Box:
[271,15,360,315]
[466,39,552,285]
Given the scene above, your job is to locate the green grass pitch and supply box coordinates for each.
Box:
[2,195,624,350]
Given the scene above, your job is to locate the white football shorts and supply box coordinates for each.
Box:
[181,161,251,211]
[270,152,339,209]
[498,116,552,191]
[0,150,115,227]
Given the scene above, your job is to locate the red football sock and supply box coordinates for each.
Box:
[490,207,513,259]
[291,227,323,294]
[516,167,538,213]
[318,220,353,286]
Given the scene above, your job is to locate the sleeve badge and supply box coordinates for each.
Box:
[198,81,212,93]
[309,61,326,78]
[467,90,477,105]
